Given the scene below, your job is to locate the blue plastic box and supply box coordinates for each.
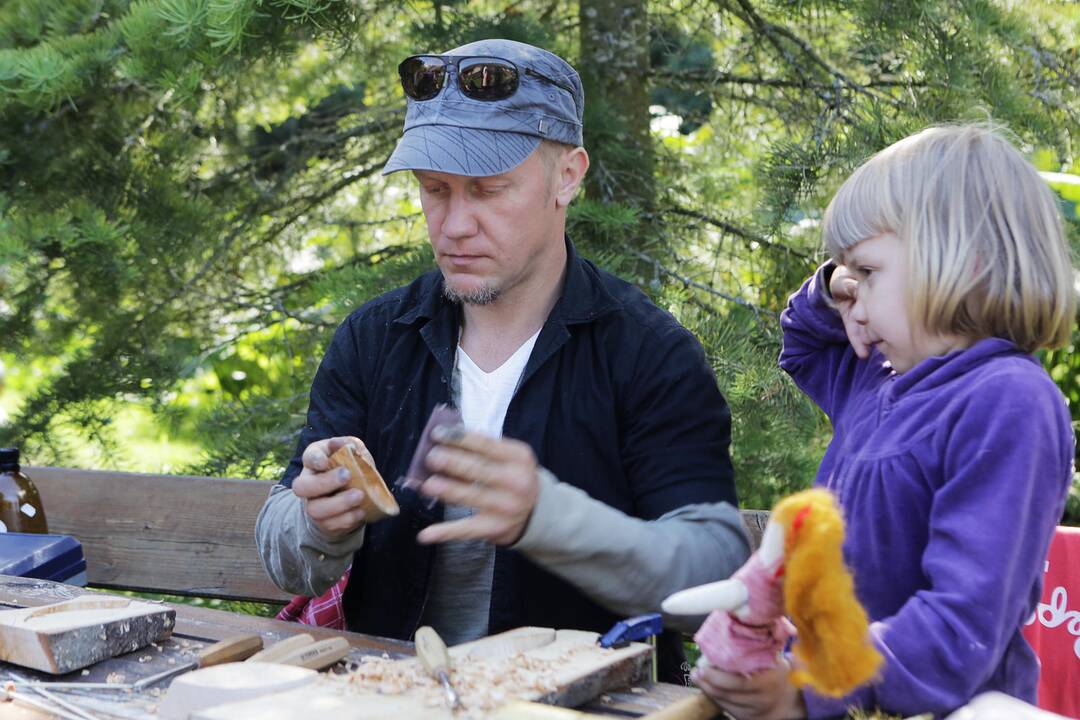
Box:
[0,533,87,586]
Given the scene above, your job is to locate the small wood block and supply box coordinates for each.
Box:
[193,689,451,720]
[454,626,556,661]
[0,597,175,674]
[158,662,318,720]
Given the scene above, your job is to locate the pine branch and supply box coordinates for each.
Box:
[718,0,901,108]
[657,206,815,261]
[651,68,937,91]
[630,248,780,321]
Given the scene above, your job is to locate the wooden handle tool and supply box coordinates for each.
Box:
[272,637,350,670]
[133,633,264,689]
[415,625,462,711]
[245,633,315,663]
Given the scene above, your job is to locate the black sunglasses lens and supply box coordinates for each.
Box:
[458,62,518,101]
[400,57,446,100]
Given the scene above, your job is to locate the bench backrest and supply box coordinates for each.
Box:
[27,465,769,604]
[28,466,290,603]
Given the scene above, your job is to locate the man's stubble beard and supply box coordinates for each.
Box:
[442,280,501,306]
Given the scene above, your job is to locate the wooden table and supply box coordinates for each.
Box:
[0,575,704,719]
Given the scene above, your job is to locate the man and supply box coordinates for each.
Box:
[256,39,748,680]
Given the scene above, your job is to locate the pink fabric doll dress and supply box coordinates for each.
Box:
[693,550,795,674]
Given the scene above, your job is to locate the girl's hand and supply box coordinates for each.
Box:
[828,264,872,359]
[692,658,807,720]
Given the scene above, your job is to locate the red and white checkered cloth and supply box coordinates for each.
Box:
[275,567,350,630]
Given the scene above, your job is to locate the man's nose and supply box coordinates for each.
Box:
[441,193,478,239]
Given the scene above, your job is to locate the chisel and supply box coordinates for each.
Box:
[270,637,350,670]
[133,633,264,689]
[415,625,462,711]
[246,634,350,670]
[244,633,315,664]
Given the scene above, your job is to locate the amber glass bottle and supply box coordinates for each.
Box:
[0,448,48,533]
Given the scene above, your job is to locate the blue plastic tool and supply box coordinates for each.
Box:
[598,612,663,649]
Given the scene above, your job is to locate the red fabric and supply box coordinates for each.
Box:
[1023,526,1080,718]
[275,567,350,630]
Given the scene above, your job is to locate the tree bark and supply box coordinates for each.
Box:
[579,0,655,214]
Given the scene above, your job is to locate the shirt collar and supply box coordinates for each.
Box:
[393,236,622,328]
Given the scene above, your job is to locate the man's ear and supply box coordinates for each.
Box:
[555,147,590,208]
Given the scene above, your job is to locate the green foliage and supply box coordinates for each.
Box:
[0,0,1077,535]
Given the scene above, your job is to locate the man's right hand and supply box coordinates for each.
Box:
[292,436,371,539]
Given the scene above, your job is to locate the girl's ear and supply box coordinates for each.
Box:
[555,147,590,208]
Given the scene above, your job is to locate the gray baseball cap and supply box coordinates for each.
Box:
[382,39,584,177]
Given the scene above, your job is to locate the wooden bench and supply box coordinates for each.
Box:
[27,466,289,603]
[27,465,770,605]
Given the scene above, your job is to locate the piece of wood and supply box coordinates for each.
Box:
[327,445,399,522]
[193,690,450,720]
[0,596,175,674]
[740,510,770,551]
[158,662,318,720]
[134,633,265,689]
[27,465,290,602]
[460,626,556,660]
[0,574,413,656]
[194,627,652,719]
[493,701,603,718]
[642,692,720,720]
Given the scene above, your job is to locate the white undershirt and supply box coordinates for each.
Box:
[457,330,541,438]
[420,328,542,644]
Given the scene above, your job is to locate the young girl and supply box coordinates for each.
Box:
[694,125,1077,719]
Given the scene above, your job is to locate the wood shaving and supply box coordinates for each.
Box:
[106,672,126,684]
[331,645,602,718]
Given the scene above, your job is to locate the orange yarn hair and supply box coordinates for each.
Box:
[773,488,883,697]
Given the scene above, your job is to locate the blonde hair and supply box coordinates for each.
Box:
[775,489,882,698]
[822,124,1076,352]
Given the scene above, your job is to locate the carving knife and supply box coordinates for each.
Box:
[133,633,264,689]
[415,625,462,711]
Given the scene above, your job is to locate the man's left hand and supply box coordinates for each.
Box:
[415,426,540,546]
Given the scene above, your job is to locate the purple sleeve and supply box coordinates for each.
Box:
[804,370,1075,717]
[779,263,888,419]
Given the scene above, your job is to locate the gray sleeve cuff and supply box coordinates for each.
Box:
[513,468,751,633]
[254,483,366,597]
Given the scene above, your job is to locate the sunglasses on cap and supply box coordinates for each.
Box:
[398,55,577,103]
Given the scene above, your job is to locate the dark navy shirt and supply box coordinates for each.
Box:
[280,238,736,675]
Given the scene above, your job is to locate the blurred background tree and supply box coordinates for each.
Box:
[1,0,1078,522]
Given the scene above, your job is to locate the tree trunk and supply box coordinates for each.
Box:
[579,0,655,214]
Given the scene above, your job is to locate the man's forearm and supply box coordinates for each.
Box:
[254,483,366,597]
[513,470,751,633]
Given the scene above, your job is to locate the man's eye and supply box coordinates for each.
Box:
[858,267,873,278]
[423,185,446,195]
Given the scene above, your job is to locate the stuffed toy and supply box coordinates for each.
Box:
[662,488,883,698]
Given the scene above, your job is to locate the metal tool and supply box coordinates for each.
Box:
[6,670,102,720]
[1,685,94,720]
[132,633,264,689]
[415,625,462,712]
[598,613,664,683]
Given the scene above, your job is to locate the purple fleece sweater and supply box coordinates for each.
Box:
[779,265,1075,718]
